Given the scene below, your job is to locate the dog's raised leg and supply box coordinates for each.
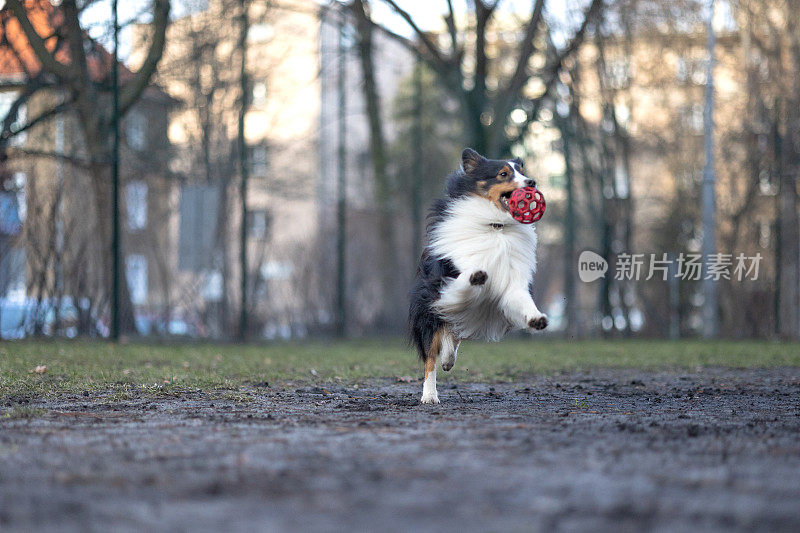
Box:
[440,330,460,372]
[501,287,548,331]
[434,270,488,316]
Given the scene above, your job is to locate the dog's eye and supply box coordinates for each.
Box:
[500,171,508,178]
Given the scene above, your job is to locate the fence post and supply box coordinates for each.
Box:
[411,57,423,264]
[110,0,120,341]
[701,0,717,338]
[238,0,250,342]
[335,7,348,338]
[668,252,679,339]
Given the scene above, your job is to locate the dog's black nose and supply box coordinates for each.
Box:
[524,179,536,188]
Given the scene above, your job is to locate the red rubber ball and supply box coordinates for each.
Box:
[508,187,546,224]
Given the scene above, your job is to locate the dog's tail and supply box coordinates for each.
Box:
[408,291,440,361]
[408,251,455,360]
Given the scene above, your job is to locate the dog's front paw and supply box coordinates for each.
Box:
[469,270,488,286]
[528,315,548,330]
[420,392,440,404]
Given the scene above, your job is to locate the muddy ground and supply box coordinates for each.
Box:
[1,368,799,532]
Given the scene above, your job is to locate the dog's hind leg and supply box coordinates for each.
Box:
[421,327,452,404]
[421,354,439,404]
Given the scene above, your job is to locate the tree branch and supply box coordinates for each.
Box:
[491,0,546,142]
[60,0,91,90]
[555,0,603,63]
[505,0,603,148]
[444,0,460,57]
[0,97,72,149]
[119,0,171,115]
[0,78,44,142]
[502,0,546,101]
[379,0,448,68]
[5,0,73,79]
[6,147,91,168]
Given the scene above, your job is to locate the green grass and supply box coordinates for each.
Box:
[2,404,46,419]
[1,338,799,402]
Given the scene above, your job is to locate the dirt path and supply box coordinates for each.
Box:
[2,368,799,532]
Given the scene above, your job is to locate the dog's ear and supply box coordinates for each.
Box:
[461,148,484,174]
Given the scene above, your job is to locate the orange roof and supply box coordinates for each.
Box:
[0,0,135,84]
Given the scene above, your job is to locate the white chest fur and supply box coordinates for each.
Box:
[428,196,538,340]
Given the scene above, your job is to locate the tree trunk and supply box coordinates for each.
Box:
[777,138,799,339]
[87,158,138,335]
[777,25,800,339]
[352,0,399,328]
[556,112,578,338]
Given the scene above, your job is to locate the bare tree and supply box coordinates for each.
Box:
[349,0,400,326]
[732,0,800,339]
[2,0,171,333]
[361,0,602,157]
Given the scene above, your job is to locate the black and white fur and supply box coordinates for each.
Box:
[408,148,548,404]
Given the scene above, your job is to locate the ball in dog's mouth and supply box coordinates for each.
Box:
[508,187,546,224]
[499,191,513,211]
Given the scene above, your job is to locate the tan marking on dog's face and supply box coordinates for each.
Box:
[481,182,517,212]
[472,165,518,212]
[496,165,514,182]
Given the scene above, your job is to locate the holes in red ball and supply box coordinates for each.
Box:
[508,186,545,224]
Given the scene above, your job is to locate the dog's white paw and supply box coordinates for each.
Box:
[528,314,548,331]
[420,391,440,404]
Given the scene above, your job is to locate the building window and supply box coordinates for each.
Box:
[0,247,26,300]
[126,111,147,151]
[759,220,771,248]
[681,103,704,133]
[758,169,778,195]
[252,81,267,107]
[125,255,148,305]
[248,22,274,43]
[125,181,148,231]
[604,58,630,89]
[676,57,707,85]
[251,145,268,176]
[0,91,27,146]
[248,209,269,239]
[0,192,22,235]
[0,172,25,235]
[260,260,293,280]
[678,168,701,189]
[203,270,223,302]
[12,172,26,222]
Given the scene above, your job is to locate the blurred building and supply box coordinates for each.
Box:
[0,0,175,337]
[568,7,779,337]
[318,5,416,333]
[130,1,416,338]
[130,0,325,338]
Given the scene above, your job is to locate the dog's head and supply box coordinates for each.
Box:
[447,148,536,213]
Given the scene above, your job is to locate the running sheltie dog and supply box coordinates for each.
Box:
[408,148,548,404]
